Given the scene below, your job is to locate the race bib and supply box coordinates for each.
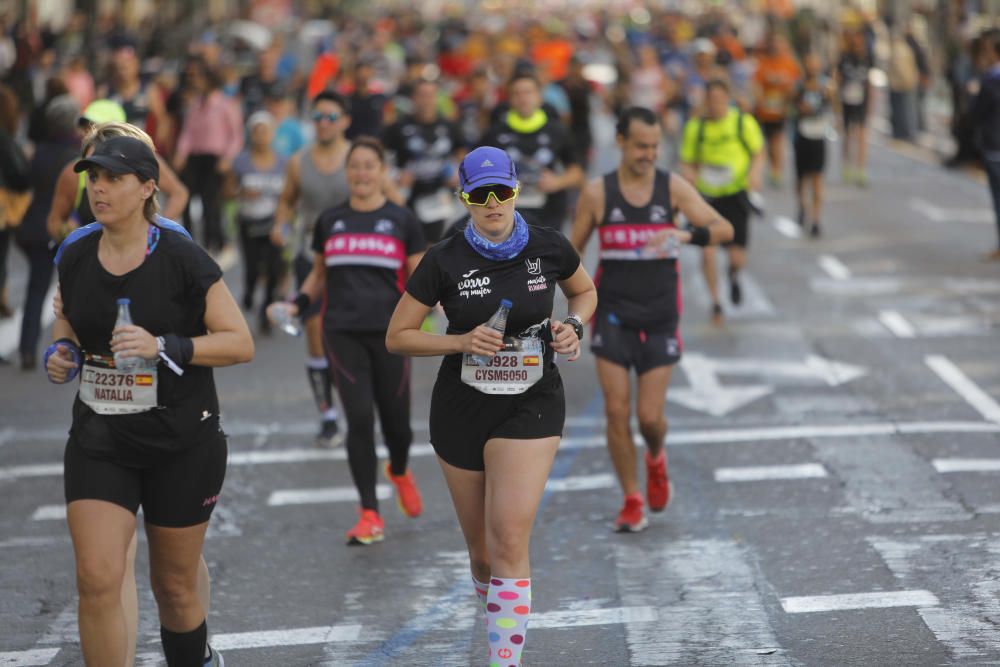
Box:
[414,188,459,223]
[843,81,865,105]
[699,164,734,188]
[762,92,785,112]
[461,337,544,395]
[798,115,829,140]
[79,355,158,415]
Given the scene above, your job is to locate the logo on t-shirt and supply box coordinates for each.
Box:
[525,257,541,275]
[609,208,626,223]
[333,220,347,232]
[651,205,667,222]
[458,274,492,298]
[462,268,480,278]
[374,219,395,235]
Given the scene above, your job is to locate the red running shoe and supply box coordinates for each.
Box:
[614,492,648,533]
[384,463,423,518]
[346,508,384,545]
[646,450,672,512]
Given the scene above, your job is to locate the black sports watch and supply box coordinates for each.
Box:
[563,315,584,340]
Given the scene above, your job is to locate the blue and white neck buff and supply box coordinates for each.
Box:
[464,211,529,261]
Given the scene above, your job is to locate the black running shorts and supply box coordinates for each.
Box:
[64,427,228,528]
[590,311,681,374]
[429,371,565,471]
[707,193,751,248]
[794,135,826,177]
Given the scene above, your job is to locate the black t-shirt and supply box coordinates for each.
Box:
[57,224,224,457]
[311,201,426,332]
[480,115,579,224]
[597,170,678,332]
[405,224,580,378]
[382,115,464,200]
[346,91,388,140]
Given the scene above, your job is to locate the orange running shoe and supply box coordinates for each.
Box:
[614,492,648,533]
[384,462,423,518]
[346,508,384,545]
[646,450,672,512]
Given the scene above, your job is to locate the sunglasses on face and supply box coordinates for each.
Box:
[312,112,341,123]
[461,184,519,206]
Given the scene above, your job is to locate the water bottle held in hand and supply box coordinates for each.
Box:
[272,303,302,337]
[472,299,512,366]
[113,298,142,371]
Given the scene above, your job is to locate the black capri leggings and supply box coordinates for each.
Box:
[324,330,413,511]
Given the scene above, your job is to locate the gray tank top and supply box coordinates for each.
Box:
[296,144,350,255]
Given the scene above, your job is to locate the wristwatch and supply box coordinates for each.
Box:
[563,315,584,340]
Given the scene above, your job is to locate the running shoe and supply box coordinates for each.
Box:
[809,223,821,239]
[645,450,672,512]
[346,508,385,545]
[614,493,648,533]
[710,303,723,326]
[203,645,224,667]
[384,462,423,518]
[316,419,343,448]
[729,276,742,306]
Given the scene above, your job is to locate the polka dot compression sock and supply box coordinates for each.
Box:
[472,574,490,607]
[486,577,530,667]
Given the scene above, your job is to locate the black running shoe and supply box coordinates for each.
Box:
[729,277,742,306]
[810,223,821,238]
[316,419,343,448]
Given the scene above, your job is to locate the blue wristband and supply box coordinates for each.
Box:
[44,338,81,384]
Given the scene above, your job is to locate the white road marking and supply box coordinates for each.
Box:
[669,354,773,417]
[910,198,992,225]
[3,421,1000,482]
[878,310,918,338]
[870,534,1000,659]
[712,354,868,386]
[544,473,616,492]
[0,649,60,667]
[925,355,1000,423]
[714,463,827,483]
[932,459,1000,473]
[818,254,852,281]
[772,216,802,239]
[211,625,362,650]
[780,590,939,614]
[268,485,392,506]
[615,539,783,664]
[530,606,657,629]
[0,537,69,549]
[30,505,66,521]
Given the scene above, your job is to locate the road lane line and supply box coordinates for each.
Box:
[932,458,1000,473]
[818,254,852,280]
[544,473,616,492]
[925,355,1000,423]
[30,505,65,521]
[211,625,362,650]
[268,484,392,506]
[530,606,657,629]
[0,649,60,666]
[4,421,1000,482]
[878,310,918,338]
[780,590,938,614]
[773,216,802,239]
[714,463,827,482]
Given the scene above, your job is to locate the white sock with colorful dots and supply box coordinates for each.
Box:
[472,574,490,606]
[485,577,530,667]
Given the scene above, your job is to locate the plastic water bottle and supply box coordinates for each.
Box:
[472,299,512,366]
[272,303,302,337]
[113,298,142,371]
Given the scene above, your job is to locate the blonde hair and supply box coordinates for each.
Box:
[81,121,161,222]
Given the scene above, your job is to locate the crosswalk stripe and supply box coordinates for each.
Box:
[879,310,918,338]
[781,590,939,614]
[773,216,802,239]
[544,474,615,492]
[714,463,828,483]
[818,254,852,280]
[530,606,657,629]
[0,649,60,667]
[925,355,1000,423]
[932,458,1000,473]
[211,625,362,650]
[268,485,392,506]
[31,505,66,521]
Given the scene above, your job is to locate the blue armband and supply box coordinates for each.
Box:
[44,338,82,384]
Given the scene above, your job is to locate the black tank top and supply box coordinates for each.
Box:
[597,169,679,331]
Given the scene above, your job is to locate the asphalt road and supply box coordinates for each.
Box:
[1,122,1000,666]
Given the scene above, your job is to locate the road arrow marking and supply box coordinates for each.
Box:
[668,354,773,417]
